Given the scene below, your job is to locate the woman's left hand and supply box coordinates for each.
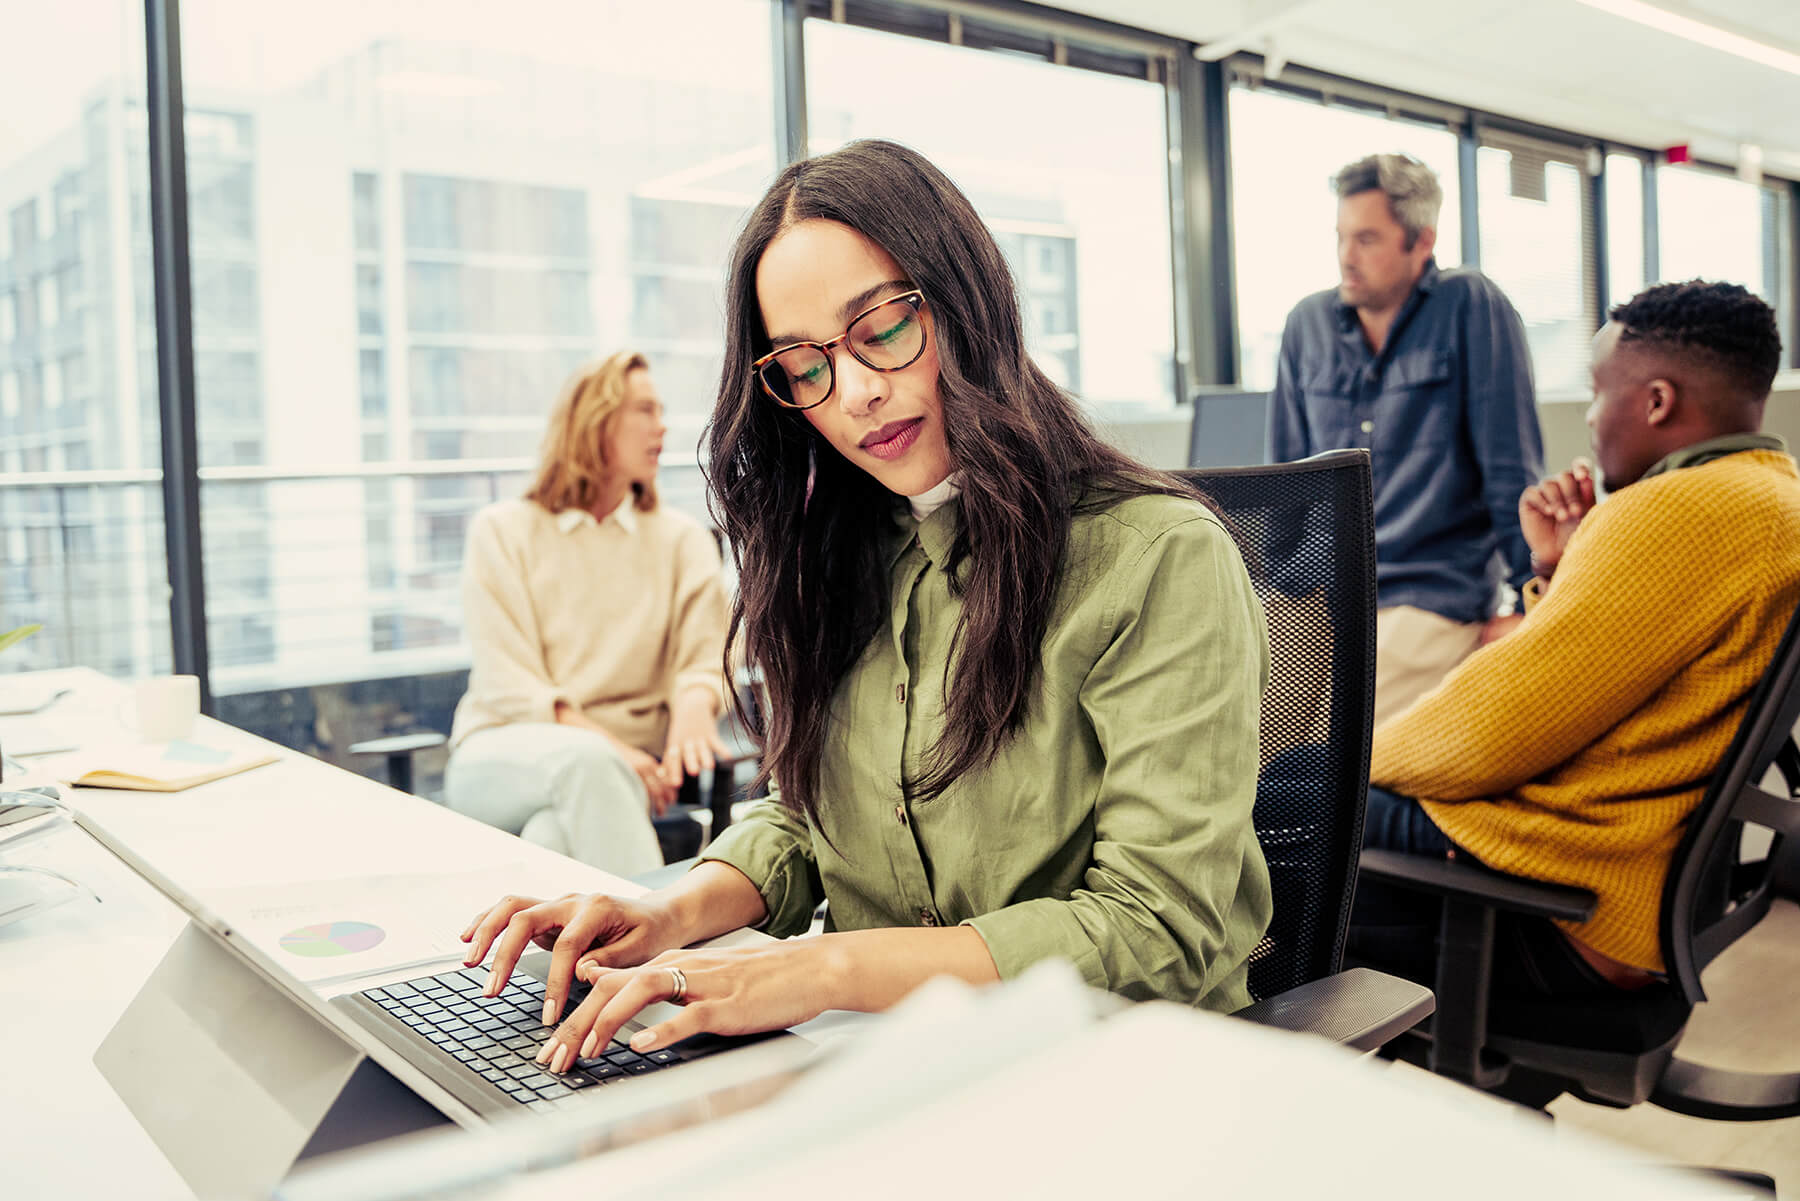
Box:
[660,687,731,790]
[532,940,841,1074]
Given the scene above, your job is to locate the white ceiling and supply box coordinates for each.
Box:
[1053,0,1800,178]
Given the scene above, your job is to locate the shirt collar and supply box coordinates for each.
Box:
[884,492,963,570]
[1639,433,1790,481]
[555,493,638,535]
[1334,257,1440,331]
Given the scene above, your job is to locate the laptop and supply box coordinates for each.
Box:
[78,806,816,1192]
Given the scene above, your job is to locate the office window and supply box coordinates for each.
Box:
[179,0,774,698]
[0,0,170,678]
[37,273,60,328]
[353,172,381,253]
[1604,154,1648,310]
[1658,166,1791,338]
[188,156,254,244]
[1229,86,1463,391]
[807,20,1176,411]
[359,348,386,419]
[356,264,383,334]
[1475,136,1594,396]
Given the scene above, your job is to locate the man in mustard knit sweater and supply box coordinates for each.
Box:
[1351,280,1800,1000]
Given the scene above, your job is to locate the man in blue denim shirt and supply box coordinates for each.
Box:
[1270,153,1543,723]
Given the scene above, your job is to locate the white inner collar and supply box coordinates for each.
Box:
[908,474,961,522]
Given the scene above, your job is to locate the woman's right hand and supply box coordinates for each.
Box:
[554,700,678,815]
[458,891,690,1025]
[619,745,680,816]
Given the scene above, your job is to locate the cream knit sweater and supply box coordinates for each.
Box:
[448,496,728,755]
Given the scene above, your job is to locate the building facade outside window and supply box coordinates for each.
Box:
[0,0,171,680]
[806,19,1177,414]
[164,0,777,695]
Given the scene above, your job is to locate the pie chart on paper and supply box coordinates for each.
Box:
[279,920,387,958]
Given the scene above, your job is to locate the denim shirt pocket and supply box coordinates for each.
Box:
[1300,364,1358,446]
[1381,349,1457,448]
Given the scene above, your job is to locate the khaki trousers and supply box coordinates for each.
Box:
[1373,604,1483,727]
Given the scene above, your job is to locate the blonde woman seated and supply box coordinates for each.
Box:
[445,351,730,877]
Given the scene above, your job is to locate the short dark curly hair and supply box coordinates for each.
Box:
[1609,280,1783,401]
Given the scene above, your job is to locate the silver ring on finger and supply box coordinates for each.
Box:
[666,965,688,1005]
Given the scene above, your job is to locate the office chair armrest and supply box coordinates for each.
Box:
[1359,848,1596,922]
[1234,967,1435,1053]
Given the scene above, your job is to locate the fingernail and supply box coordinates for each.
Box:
[541,1000,555,1025]
[484,971,499,996]
[535,1042,553,1065]
[580,1031,599,1059]
[630,1030,656,1051]
[550,1044,571,1074]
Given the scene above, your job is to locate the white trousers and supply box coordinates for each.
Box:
[444,723,663,878]
[1373,604,1484,727]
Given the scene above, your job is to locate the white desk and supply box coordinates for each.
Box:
[0,668,722,1201]
[0,670,1750,1201]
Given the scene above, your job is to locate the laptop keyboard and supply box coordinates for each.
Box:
[361,965,682,1107]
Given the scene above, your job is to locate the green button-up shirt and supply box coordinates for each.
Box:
[701,491,1273,1012]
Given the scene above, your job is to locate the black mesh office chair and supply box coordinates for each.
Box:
[1360,599,1800,1126]
[1180,451,1433,1047]
[638,451,1431,1051]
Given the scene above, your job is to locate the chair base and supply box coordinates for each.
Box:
[1490,1024,1684,1110]
[1383,1013,1687,1112]
[1651,1057,1800,1122]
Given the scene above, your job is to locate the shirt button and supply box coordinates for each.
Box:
[919,909,938,927]
[1360,419,1374,433]
[894,804,908,827]
[896,683,906,704]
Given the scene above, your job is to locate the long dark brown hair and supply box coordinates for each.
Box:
[706,139,1205,829]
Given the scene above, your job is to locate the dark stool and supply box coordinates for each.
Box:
[348,732,448,795]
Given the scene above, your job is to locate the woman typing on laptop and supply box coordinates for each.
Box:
[461,141,1272,1075]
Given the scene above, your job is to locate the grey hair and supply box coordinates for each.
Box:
[1333,153,1442,250]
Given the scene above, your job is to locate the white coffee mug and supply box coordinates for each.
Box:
[135,675,200,742]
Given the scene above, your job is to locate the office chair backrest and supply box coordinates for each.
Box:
[1178,450,1377,1001]
[1660,599,1800,1005]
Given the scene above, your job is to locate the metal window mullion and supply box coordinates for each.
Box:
[1789,179,1800,368]
[1642,156,1660,285]
[774,0,808,166]
[1172,54,1236,390]
[144,0,212,711]
[1759,184,1784,351]
[1458,121,1481,269]
[1590,146,1609,327]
